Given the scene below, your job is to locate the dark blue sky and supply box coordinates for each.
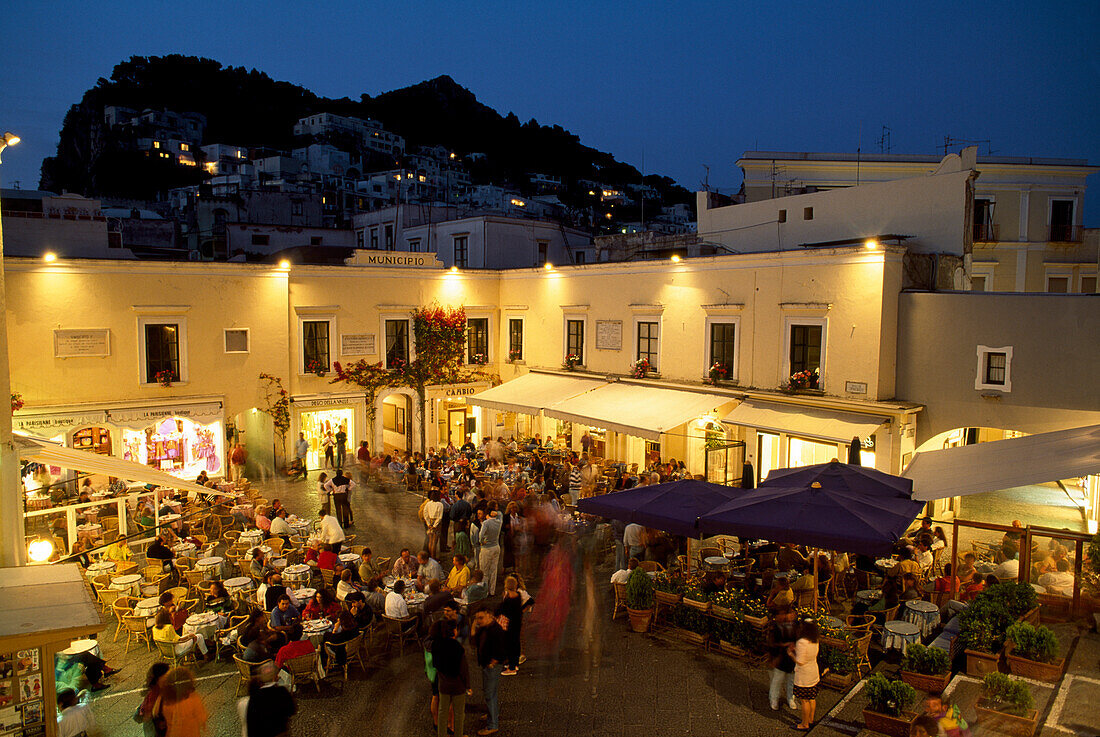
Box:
[2,1,1098,220]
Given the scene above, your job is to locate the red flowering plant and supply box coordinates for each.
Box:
[708,362,728,384]
[630,358,651,378]
[11,392,24,412]
[331,360,397,431]
[306,359,329,376]
[783,367,820,392]
[154,370,176,387]
[258,373,291,442]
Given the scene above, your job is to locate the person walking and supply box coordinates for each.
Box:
[293,433,309,480]
[134,662,170,737]
[789,618,821,731]
[240,661,296,737]
[317,506,346,556]
[158,667,208,737]
[478,510,503,596]
[431,619,469,737]
[322,431,335,469]
[230,442,247,483]
[325,469,355,528]
[472,608,507,736]
[766,605,798,711]
[497,575,532,675]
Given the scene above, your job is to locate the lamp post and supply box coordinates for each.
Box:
[0,131,24,566]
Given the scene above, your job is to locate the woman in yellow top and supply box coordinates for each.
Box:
[104,538,132,562]
[152,610,209,659]
[446,554,471,594]
[157,667,208,737]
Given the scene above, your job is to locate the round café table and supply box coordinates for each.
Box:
[110,573,143,596]
[293,588,317,605]
[882,620,921,654]
[903,599,940,637]
[183,612,219,643]
[239,530,265,547]
[245,545,273,562]
[704,556,729,571]
[87,561,116,576]
[224,576,253,598]
[284,564,312,587]
[172,542,197,558]
[134,596,161,626]
[856,589,882,606]
[76,523,102,542]
[196,556,224,580]
[302,618,333,647]
[338,553,360,566]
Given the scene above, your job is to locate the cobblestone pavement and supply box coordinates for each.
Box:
[84,470,848,737]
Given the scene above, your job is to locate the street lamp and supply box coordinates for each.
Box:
[0,130,22,565]
[0,132,19,161]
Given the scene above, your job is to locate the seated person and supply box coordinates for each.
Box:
[899,573,922,601]
[320,611,360,668]
[205,581,234,617]
[765,576,795,610]
[701,571,728,595]
[363,577,387,614]
[416,551,444,593]
[993,546,1020,580]
[358,548,380,582]
[158,591,189,631]
[610,557,639,585]
[336,569,360,601]
[274,623,316,673]
[776,544,808,573]
[243,630,277,663]
[955,553,977,582]
[103,537,133,563]
[57,688,97,734]
[422,579,455,617]
[385,579,411,619]
[933,564,960,596]
[269,509,294,544]
[269,595,302,640]
[255,506,272,534]
[959,572,986,602]
[914,539,934,571]
[152,609,210,660]
[895,549,922,579]
[261,572,299,612]
[146,535,175,571]
[1037,559,1074,596]
[789,573,815,593]
[464,569,489,605]
[346,593,374,630]
[317,543,338,572]
[446,554,471,594]
[250,549,276,581]
[392,548,417,579]
[303,588,342,620]
[302,540,321,567]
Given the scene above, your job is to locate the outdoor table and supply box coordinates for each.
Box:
[974,561,995,575]
[903,600,940,637]
[232,504,255,520]
[856,589,882,605]
[284,564,312,587]
[110,573,143,596]
[405,591,428,611]
[134,596,161,626]
[293,587,316,604]
[90,492,109,501]
[875,558,898,572]
[61,639,102,661]
[245,545,273,561]
[302,618,333,647]
[81,508,100,524]
[882,620,921,654]
[196,556,224,580]
[183,612,219,642]
[225,576,253,597]
[76,523,102,542]
[240,529,264,546]
[338,553,359,565]
[87,561,116,575]
[821,615,844,631]
[1029,583,1046,594]
[271,558,288,571]
[172,542,197,557]
[160,513,182,530]
[704,556,728,570]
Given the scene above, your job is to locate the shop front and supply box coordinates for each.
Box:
[290,393,365,470]
[427,382,490,450]
[108,400,226,479]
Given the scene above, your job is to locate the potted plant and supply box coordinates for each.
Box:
[900,643,951,694]
[960,617,1002,676]
[154,370,176,388]
[709,589,742,621]
[783,367,820,392]
[653,571,685,606]
[740,596,769,628]
[976,672,1038,736]
[625,567,656,633]
[10,392,24,412]
[1005,621,1064,681]
[306,360,328,377]
[681,580,712,613]
[819,645,857,690]
[630,358,652,378]
[707,361,728,385]
[507,347,523,363]
[562,353,581,371]
[469,352,488,366]
[670,603,710,646]
[862,673,918,737]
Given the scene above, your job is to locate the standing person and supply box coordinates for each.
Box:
[767,605,798,710]
[241,660,296,737]
[497,575,532,675]
[230,442,248,483]
[356,441,371,483]
[432,619,469,737]
[567,462,582,504]
[789,618,820,731]
[293,433,309,480]
[134,662,170,737]
[335,425,348,469]
[325,469,356,528]
[479,509,503,596]
[472,608,507,736]
[322,431,335,469]
[158,667,208,737]
[57,688,98,737]
[424,490,444,559]
[317,506,346,556]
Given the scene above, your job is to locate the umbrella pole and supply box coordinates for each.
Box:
[812,549,819,612]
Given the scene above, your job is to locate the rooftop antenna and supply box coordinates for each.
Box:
[856,122,862,185]
[701,164,711,193]
[877,126,892,154]
[942,135,994,156]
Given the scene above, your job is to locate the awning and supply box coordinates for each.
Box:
[723,399,887,443]
[903,424,1100,502]
[543,383,733,441]
[14,434,226,498]
[106,400,223,430]
[466,373,605,416]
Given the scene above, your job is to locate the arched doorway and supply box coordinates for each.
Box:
[377,389,418,455]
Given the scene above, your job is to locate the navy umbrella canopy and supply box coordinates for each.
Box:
[576,479,743,538]
[760,459,912,497]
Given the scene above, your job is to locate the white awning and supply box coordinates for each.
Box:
[107,400,223,430]
[543,383,734,441]
[723,399,887,443]
[903,424,1100,502]
[14,434,226,498]
[466,373,606,416]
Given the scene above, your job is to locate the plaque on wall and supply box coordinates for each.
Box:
[595,320,622,351]
[340,333,376,356]
[53,329,110,358]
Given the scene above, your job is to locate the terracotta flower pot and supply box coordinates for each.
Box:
[626,607,654,633]
[975,698,1038,736]
[821,670,856,691]
[965,648,1002,677]
[1004,643,1065,682]
[899,669,950,694]
[862,708,918,737]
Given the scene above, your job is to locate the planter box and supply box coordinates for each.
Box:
[821,670,856,691]
[820,635,850,651]
[965,648,1002,677]
[742,614,769,628]
[1005,645,1065,682]
[975,699,1038,737]
[626,607,654,633]
[1018,606,1040,626]
[655,591,682,606]
[716,640,749,659]
[711,604,739,621]
[675,628,708,647]
[682,598,711,613]
[862,708,918,737]
[900,669,950,694]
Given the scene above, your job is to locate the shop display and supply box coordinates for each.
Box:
[123,417,224,479]
[0,649,43,737]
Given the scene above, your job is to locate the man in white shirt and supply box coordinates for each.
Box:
[317,506,346,555]
[610,557,639,584]
[416,550,444,592]
[1037,559,1074,595]
[385,579,411,618]
[993,555,1020,581]
[268,509,294,542]
[623,522,645,560]
[916,541,934,571]
[57,688,97,737]
[324,470,356,528]
[293,433,309,479]
[423,490,445,558]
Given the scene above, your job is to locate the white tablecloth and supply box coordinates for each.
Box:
[225,577,253,596]
[338,553,359,565]
[302,618,333,647]
[903,599,940,637]
[172,542,197,558]
[240,530,264,546]
[197,556,224,579]
[882,620,921,654]
[87,561,116,575]
[135,597,161,625]
[183,612,220,642]
[293,587,316,603]
[284,565,312,587]
[110,574,143,596]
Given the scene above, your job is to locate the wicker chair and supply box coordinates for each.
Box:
[121,614,151,653]
[381,615,420,657]
[639,560,664,573]
[344,545,366,556]
[852,631,874,676]
[320,569,336,588]
[264,538,285,556]
[155,637,198,668]
[114,560,139,577]
[214,615,249,662]
[871,605,900,641]
[612,582,628,620]
[183,570,206,589]
[324,632,366,680]
[223,530,241,546]
[233,657,272,697]
[284,651,322,692]
[110,596,134,641]
[166,586,189,603]
[845,614,875,633]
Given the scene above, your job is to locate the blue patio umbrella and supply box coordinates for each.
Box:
[576,478,743,537]
[761,459,912,498]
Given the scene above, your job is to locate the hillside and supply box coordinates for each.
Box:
[40,55,692,216]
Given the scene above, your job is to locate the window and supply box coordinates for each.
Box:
[508,319,524,361]
[302,320,330,372]
[574,251,586,265]
[408,238,421,252]
[970,275,987,292]
[453,235,468,268]
[1081,275,1097,294]
[803,207,814,221]
[292,201,304,216]
[144,323,181,384]
[370,228,379,249]
[789,324,823,374]
[975,345,1013,392]
[1047,276,1069,293]
[224,328,250,353]
[537,241,549,266]
[778,209,787,223]
[566,319,584,365]
[1049,199,1075,242]
[310,236,322,246]
[636,321,659,369]
[384,224,394,250]
[356,230,365,249]
[973,198,995,241]
[710,322,737,379]
[180,143,189,152]
[250,234,270,246]
[385,319,409,368]
[467,318,489,363]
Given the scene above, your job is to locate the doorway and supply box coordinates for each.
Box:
[448,409,468,447]
[757,432,779,484]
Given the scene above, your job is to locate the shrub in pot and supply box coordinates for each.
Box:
[625,567,655,633]
[976,672,1038,736]
[862,672,918,737]
[1005,621,1063,681]
[819,644,857,690]
[900,643,951,693]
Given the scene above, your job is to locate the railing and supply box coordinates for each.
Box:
[1049,223,1081,243]
[972,222,997,242]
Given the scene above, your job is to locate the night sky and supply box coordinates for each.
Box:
[2,1,1098,221]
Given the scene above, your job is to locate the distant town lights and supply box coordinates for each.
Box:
[43,252,57,263]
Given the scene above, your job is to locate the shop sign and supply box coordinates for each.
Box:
[595,320,622,350]
[108,401,223,427]
[14,411,107,434]
[54,328,110,358]
[340,333,376,356]
[443,385,481,397]
[292,396,362,409]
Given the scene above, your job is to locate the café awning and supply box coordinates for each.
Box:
[723,399,887,443]
[543,383,733,441]
[14,434,224,498]
[466,372,605,416]
[903,424,1100,502]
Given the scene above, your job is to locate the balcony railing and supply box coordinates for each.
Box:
[972,222,997,242]
[1049,223,1080,243]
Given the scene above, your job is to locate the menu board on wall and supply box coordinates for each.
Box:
[595,320,622,351]
[54,329,111,358]
[340,333,376,356]
[0,649,43,736]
